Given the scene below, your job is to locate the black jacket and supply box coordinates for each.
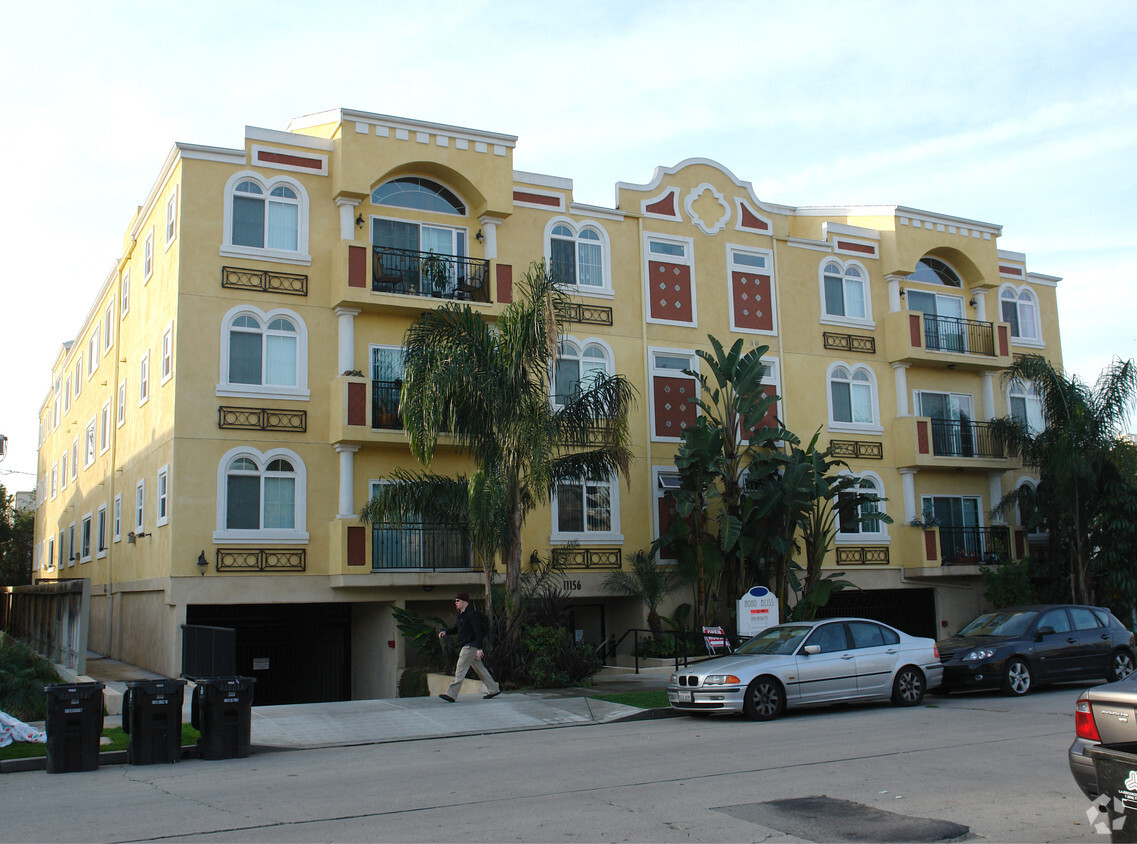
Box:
[445,606,486,650]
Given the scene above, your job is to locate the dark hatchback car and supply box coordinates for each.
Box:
[938,605,1135,696]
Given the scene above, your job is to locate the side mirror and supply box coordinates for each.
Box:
[1035,625,1056,640]
[803,645,821,655]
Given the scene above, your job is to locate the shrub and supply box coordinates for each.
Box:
[0,633,62,721]
[397,668,429,698]
[522,625,599,688]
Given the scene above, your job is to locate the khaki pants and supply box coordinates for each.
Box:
[447,645,499,698]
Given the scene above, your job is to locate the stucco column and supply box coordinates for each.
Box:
[334,444,360,519]
[335,307,360,375]
[478,216,500,260]
[335,197,362,241]
[886,273,906,313]
[899,468,918,523]
[892,363,910,416]
[972,289,988,323]
[980,372,996,421]
[988,472,1005,523]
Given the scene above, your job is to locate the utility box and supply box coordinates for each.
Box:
[191,676,255,760]
[44,682,105,774]
[123,678,186,765]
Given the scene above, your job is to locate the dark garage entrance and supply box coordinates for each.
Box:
[817,588,936,639]
[185,603,351,706]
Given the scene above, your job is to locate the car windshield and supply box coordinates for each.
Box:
[956,611,1038,638]
[735,625,812,655]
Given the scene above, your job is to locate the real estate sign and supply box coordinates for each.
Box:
[737,585,779,637]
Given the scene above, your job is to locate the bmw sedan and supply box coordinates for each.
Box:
[1068,673,1137,798]
[667,618,943,720]
[937,605,1135,697]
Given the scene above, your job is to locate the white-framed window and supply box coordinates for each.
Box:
[156,464,170,527]
[1000,285,1042,345]
[165,187,178,246]
[161,322,173,384]
[135,480,145,533]
[71,440,78,481]
[826,362,881,433]
[61,451,69,490]
[835,471,888,542]
[907,257,963,288]
[80,513,93,563]
[139,352,150,405]
[820,259,871,325]
[53,378,60,429]
[553,337,613,407]
[99,401,111,454]
[117,379,127,427]
[67,523,76,567]
[143,228,154,282]
[218,305,309,399]
[103,299,114,353]
[73,360,82,398]
[551,472,622,544]
[644,233,697,326]
[214,447,308,543]
[652,467,683,564]
[96,504,108,557]
[372,176,465,215]
[545,218,611,294]
[64,375,71,413]
[121,270,130,317]
[50,464,58,499]
[649,347,700,442]
[47,536,55,571]
[113,494,123,542]
[58,529,65,568]
[1009,381,1045,435]
[84,418,96,468]
[222,172,310,264]
[88,326,100,378]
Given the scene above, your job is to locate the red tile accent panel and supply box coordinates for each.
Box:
[657,497,679,560]
[738,204,769,231]
[347,526,366,566]
[645,191,676,217]
[998,325,1009,357]
[924,530,938,562]
[496,263,512,304]
[348,245,366,288]
[513,190,560,207]
[648,261,693,322]
[836,240,876,255]
[256,150,323,170]
[347,382,366,426]
[742,384,780,441]
[909,313,922,348]
[653,375,696,438]
[1015,529,1026,559]
[999,265,1024,276]
[917,419,929,454]
[731,271,773,331]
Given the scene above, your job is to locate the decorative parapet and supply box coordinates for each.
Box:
[551,547,622,569]
[835,546,890,565]
[216,549,306,572]
[218,406,307,432]
[823,332,876,354]
[221,266,308,295]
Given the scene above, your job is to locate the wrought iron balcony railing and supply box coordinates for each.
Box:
[922,315,995,356]
[551,547,622,569]
[929,419,1005,459]
[372,246,490,303]
[372,524,471,571]
[372,380,402,430]
[939,526,1010,565]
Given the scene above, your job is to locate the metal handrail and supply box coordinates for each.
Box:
[372,246,490,302]
[939,525,1011,565]
[923,314,995,356]
[371,523,472,571]
[929,418,1005,458]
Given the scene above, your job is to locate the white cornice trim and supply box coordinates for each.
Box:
[616,157,791,216]
[1027,272,1061,286]
[178,143,245,164]
[514,170,573,190]
[246,125,335,151]
[568,202,624,220]
[288,108,518,147]
[997,248,1027,262]
[784,237,832,253]
[796,203,1003,236]
[823,221,880,241]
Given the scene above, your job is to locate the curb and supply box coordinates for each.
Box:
[0,745,198,775]
[612,706,686,722]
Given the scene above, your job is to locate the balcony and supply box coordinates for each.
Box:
[884,310,1012,371]
[928,419,1004,459]
[936,526,1011,566]
[373,246,490,303]
[372,524,472,572]
[895,417,1017,471]
[372,380,402,430]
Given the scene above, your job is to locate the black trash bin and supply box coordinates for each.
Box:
[1089,744,1137,842]
[191,676,255,760]
[123,678,186,765]
[44,682,105,774]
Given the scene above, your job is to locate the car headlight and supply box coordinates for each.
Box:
[702,674,742,685]
[964,648,996,661]
[669,674,678,685]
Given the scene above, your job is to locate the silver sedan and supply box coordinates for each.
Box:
[667,618,943,720]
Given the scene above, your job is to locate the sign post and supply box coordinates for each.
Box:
[737,586,779,638]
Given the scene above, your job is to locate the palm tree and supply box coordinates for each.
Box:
[991,355,1137,605]
[361,261,635,621]
[603,549,684,641]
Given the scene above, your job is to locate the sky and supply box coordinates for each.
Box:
[2,0,1135,487]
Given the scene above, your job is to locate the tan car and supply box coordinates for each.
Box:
[1069,673,1137,798]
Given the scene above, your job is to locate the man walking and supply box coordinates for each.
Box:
[438,592,501,702]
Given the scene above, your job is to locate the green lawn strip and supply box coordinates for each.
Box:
[589,689,669,709]
[0,723,200,761]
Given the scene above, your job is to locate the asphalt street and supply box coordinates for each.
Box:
[2,684,1110,843]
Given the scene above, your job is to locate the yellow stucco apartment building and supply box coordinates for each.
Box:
[29,108,1060,703]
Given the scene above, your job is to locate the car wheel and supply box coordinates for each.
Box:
[1109,649,1136,682]
[1002,658,1032,696]
[742,676,785,721]
[891,666,925,706]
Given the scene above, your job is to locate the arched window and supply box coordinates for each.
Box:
[1000,286,1040,342]
[907,257,962,287]
[820,260,868,321]
[218,306,309,399]
[1008,381,1044,434]
[554,338,611,406]
[836,472,887,539]
[827,363,878,430]
[215,448,307,542]
[222,173,309,263]
[372,177,465,215]
[545,219,611,292]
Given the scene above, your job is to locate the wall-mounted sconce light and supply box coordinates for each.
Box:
[197,549,208,575]
[968,298,977,307]
[127,531,150,543]
[898,288,906,298]
[355,213,365,228]
[475,229,484,243]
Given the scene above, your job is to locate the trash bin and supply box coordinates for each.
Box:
[44,682,105,774]
[122,678,186,765]
[1089,743,1137,842]
[191,676,255,760]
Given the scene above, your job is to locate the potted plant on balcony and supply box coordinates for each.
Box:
[422,251,449,298]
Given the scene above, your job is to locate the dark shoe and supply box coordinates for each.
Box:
[483,691,500,699]
[438,694,455,703]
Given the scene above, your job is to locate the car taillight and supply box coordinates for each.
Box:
[933,644,940,659]
[1076,699,1101,741]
